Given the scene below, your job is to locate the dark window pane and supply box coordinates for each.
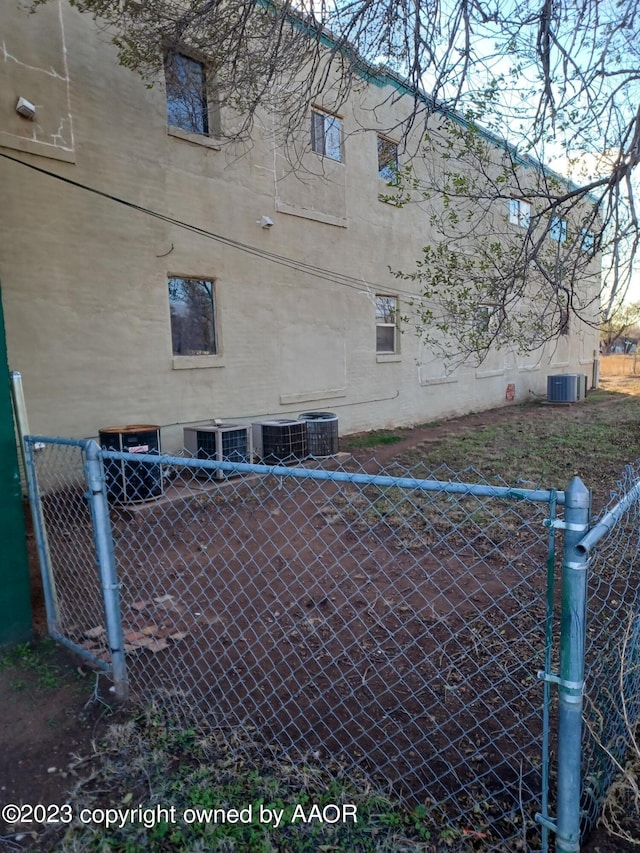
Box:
[165,53,208,135]
[168,278,216,356]
[376,325,395,353]
[311,111,325,154]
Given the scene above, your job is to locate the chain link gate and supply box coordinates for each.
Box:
[24,435,595,851]
[23,436,127,697]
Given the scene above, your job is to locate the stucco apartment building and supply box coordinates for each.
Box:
[0,0,601,452]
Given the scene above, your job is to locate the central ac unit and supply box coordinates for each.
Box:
[183,424,252,480]
[547,374,579,403]
[252,419,307,464]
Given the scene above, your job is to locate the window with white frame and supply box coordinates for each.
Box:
[375,295,398,353]
[311,108,342,161]
[165,52,209,135]
[378,136,398,181]
[509,198,531,229]
[550,216,568,242]
[168,277,217,356]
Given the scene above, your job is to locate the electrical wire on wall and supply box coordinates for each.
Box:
[1,152,413,439]
[0,151,426,312]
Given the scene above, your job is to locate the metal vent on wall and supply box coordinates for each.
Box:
[255,419,307,465]
[183,424,252,480]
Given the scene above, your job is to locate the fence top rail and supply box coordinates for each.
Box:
[24,435,565,504]
[577,478,640,555]
[25,435,93,450]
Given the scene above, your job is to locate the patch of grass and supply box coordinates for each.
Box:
[0,638,65,690]
[343,430,405,449]
[397,392,640,507]
[41,707,480,853]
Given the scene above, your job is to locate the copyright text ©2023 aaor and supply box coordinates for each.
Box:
[1,802,358,830]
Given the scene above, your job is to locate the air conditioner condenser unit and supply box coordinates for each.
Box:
[183,423,252,480]
[546,374,578,403]
[252,419,307,464]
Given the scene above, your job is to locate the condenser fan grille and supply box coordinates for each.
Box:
[260,420,307,464]
[183,424,251,479]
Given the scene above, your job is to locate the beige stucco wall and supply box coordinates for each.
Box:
[0,1,600,452]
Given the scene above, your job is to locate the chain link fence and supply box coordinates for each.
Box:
[581,462,640,833]
[23,439,110,668]
[26,432,640,850]
[26,437,567,851]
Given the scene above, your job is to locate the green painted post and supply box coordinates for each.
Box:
[0,283,32,646]
[555,476,591,853]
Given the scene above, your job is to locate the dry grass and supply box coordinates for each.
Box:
[600,354,640,378]
[590,610,640,847]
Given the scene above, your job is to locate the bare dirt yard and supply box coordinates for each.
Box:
[3,373,640,852]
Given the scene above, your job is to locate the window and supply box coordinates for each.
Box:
[311,109,342,161]
[550,216,567,242]
[581,228,595,253]
[475,304,502,337]
[475,305,493,333]
[378,136,398,181]
[168,277,217,356]
[509,199,531,229]
[165,52,209,135]
[375,295,398,353]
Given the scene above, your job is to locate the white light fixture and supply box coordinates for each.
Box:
[258,216,274,229]
[16,96,36,120]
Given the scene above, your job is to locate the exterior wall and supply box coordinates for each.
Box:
[0,1,601,451]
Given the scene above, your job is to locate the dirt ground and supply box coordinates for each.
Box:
[0,645,118,850]
[0,548,129,850]
[2,376,639,852]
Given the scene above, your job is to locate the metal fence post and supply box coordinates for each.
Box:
[556,476,591,853]
[23,437,60,634]
[85,440,128,701]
